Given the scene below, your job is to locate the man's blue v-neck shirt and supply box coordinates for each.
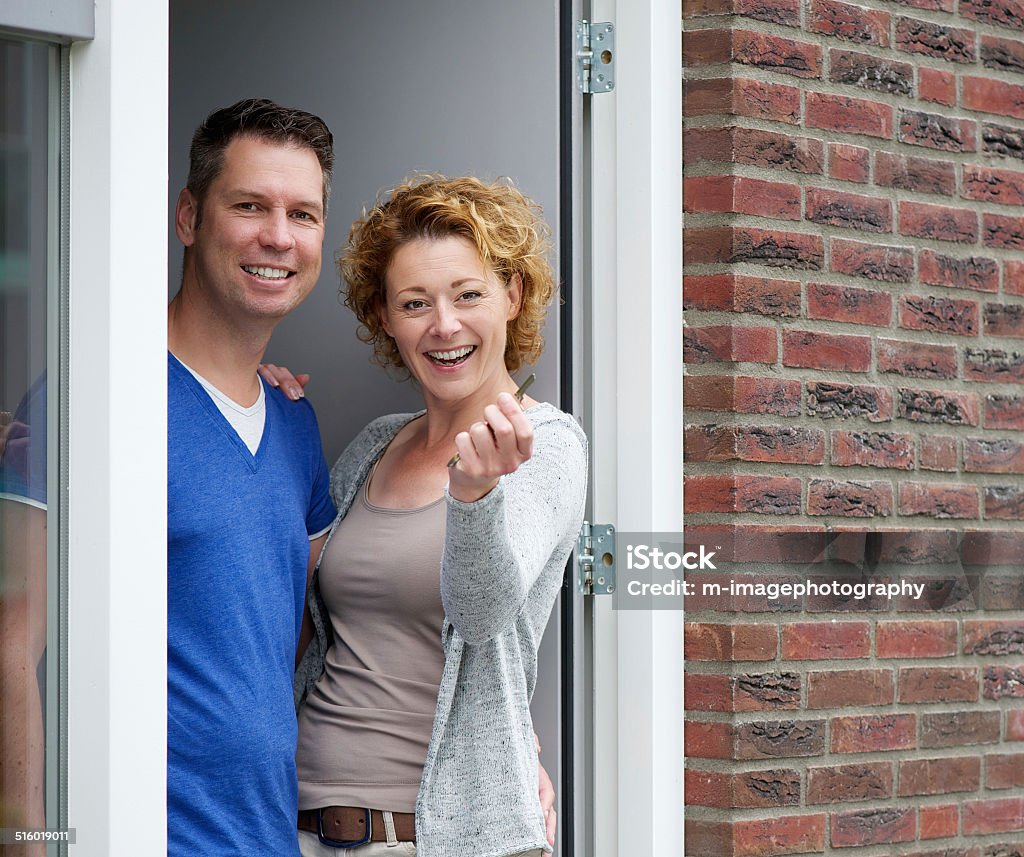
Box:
[167,353,335,856]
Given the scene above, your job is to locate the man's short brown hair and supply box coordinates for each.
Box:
[187,98,334,221]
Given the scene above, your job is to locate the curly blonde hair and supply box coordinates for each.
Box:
[339,174,556,374]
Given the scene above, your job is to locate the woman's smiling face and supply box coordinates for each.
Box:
[381,235,521,408]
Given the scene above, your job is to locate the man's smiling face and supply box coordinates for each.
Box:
[177,135,325,324]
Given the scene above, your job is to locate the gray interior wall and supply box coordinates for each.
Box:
[169,0,561,464]
[169,3,566,848]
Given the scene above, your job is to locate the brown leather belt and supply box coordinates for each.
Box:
[298,806,416,844]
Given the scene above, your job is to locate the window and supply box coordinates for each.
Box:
[0,34,67,853]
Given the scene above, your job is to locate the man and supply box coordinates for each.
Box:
[166,99,336,856]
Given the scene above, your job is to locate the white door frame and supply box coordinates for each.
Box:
[67,0,168,854]
[587,1,683,855]
[61,0,681,854]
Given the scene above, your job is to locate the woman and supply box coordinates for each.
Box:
[292,176,587,857]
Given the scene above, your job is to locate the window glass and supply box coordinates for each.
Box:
[0,35,58,854]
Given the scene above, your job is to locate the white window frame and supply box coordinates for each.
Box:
[66,0,168,854]
[0,0,93,42]
[587,0,683,855]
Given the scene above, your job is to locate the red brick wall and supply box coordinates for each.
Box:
[681,0,1024,850]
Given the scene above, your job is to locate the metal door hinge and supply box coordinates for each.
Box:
[577,521,616,595]
[576,21,615,94]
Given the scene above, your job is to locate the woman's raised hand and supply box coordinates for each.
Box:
[448,392,533,503]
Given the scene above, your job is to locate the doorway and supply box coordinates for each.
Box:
[168,1,575,853]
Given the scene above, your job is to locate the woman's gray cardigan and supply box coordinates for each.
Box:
[294,403,587,857]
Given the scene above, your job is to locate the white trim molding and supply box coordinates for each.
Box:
[588,0,683,855]
[67,0,168,853]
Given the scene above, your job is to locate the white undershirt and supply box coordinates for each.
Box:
[178,360,266,455]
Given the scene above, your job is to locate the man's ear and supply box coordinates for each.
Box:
[506,273,523,320]
[175,188,199,247]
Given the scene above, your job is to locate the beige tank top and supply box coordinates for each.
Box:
[295,469,446,812]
